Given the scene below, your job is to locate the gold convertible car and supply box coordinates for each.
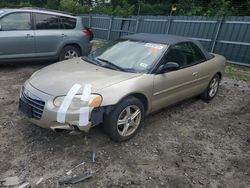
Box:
[19,33,226,141]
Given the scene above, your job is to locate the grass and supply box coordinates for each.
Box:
[90,39,108,51]
[225,64,250,81]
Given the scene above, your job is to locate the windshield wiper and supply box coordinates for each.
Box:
[122,68,138,73]
[82,56,99,65]
[96,58,124,71]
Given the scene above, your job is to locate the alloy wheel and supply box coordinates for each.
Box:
[117,105,141,137]
[64,50,79,59]
[208,77,219,98]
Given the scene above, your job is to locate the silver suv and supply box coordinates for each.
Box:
[0,8,93,62]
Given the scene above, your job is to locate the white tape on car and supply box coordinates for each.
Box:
[79,84,92,126]
[79,107,90,126]
[57,84,81,123]
[81,84,92,101]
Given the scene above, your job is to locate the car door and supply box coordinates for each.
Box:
[151,42,207,112]
[0,12,35,60]
[34,13,63,57]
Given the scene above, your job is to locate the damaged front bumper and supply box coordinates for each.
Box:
[18,83,105,133]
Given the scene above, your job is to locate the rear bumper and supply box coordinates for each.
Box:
[19,82,104,133]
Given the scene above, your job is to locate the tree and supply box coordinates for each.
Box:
[46,0,60,9]
[0,0,249,16]
[59,0,89,14]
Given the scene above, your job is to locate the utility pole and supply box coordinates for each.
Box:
[137,0,141,16]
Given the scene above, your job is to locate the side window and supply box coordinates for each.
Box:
[165,42,206,68]
[61,16,76,29]
[186,42,206,65]
[0,13,31,31]
[35,13,60,30]
[165,43,187,67]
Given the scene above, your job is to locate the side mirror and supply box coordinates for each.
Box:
[0,24,2,31]
[158,62,180,73]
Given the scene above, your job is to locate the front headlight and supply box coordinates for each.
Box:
[54,94,102,109]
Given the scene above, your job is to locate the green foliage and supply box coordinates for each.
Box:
[206,0,233,16]
[59,0,89,14]
[225,64,250,81]
[46,0,60,9]
[0,0,249,16]
[91,5,113,15]
[177,0,204,16]
[112,0,135,16]
[177,0,234,16]
[90,0,135,16]
[139,3,170,15]
[0,0,31,8]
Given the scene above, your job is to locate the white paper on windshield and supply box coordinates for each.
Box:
[140,63,148,68]
[57,84,81,123]
[145,43,164,50]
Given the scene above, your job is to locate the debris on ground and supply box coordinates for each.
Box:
[35,177,44,185]
[17,182,29,188]
[92,151,96,163]
[84,136,89,145]
[1,176,20,186]
[69,130,82,135]
[59,171,93,185]
[66,162,85,175]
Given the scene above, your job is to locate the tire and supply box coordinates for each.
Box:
[104,97,145,142]
[59,46,80,61]
[201,74,220,101]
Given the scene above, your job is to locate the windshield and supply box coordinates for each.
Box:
[87,40,168,73]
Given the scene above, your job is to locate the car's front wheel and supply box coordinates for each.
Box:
[59,46,80,61]
[104,97,145,142]
[201,74,220,101]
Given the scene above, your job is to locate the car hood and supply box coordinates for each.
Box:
[29,58,142,96]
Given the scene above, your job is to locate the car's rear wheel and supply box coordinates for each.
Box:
[201,74,220,101]
[59,46,80,61]
[104,97,145,142]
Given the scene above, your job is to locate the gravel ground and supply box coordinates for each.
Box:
[0,60,249,188]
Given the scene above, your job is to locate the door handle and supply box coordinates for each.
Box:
[25,34,33,38]
[61,33,67,37]
[192,72,198,76]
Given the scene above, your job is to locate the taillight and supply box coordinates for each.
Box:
[83,27,93,41]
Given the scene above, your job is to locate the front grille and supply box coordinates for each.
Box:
[21,88,45,120]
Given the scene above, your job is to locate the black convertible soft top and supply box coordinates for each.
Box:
[122,33,212,59]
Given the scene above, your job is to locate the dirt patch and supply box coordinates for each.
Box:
[0,61,249,188]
